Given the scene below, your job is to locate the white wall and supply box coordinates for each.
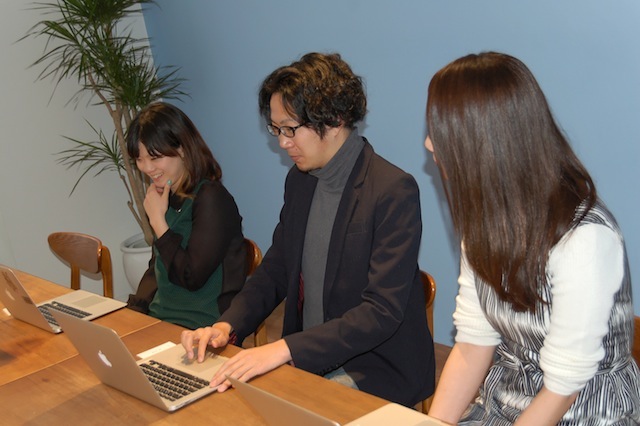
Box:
[0,1,147,300]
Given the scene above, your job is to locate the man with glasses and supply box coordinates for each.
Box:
[181,52,435,407]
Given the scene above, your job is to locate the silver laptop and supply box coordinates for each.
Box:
[0,265,126,333]
[51,309,227,412]
[229,376,448,426]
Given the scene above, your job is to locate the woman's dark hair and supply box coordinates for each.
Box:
[258,52,367,138]
[126,102,222,198]
[426,52,596,312]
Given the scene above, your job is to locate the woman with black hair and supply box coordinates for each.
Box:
[126,102,246,330]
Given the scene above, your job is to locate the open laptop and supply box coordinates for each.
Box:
[0,265,126,333]
[51,309,227,412]
[229,376,448,426]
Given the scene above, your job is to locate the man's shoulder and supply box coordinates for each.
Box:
[363,146,416,185]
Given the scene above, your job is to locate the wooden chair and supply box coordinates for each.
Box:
[244,238,268,347]
[421,271,436,338]
[633,315,640,367]
[420,270,437,413]
[47,232,114,298]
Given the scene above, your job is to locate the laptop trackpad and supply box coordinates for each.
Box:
[73,294,108,308]
[150,344,228,379]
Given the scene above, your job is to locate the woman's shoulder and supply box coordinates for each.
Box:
[567,199,624,246]
[195,178,229,194]
[194,179,238,206]
[554,202,624,260]
[576,200,620,230]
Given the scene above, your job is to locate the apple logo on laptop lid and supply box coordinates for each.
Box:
[98,350,113,368]
[4,288,15,301]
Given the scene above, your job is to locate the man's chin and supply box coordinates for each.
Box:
[295,163,319,173]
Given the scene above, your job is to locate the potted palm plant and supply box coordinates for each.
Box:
[24,0,187,286]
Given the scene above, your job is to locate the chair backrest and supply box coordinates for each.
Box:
[420,270,436,338]
[244,238,263,276]
[633,316,640,367]
[419,270,437,413]
[47,232,113,298]
[244,238,267,347]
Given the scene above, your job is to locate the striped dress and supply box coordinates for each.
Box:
[457,202,640,425]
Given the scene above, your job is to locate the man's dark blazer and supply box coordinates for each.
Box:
[220,139,435,406]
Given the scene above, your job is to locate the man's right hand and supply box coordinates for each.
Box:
[181,322,233,362]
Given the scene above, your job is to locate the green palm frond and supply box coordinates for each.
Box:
[56,121,125,195]
[22,0,186,245]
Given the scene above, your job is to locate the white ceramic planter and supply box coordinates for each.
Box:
[120,233,152,290]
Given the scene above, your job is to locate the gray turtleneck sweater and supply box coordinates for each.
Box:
[301,129,365,329]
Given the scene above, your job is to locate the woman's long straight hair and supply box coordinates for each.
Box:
[426,52,596,312]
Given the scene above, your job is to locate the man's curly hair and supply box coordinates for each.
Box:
[258,52,367,138]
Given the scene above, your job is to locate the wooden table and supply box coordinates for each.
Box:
[0,320,388,425]
[0,270,159,386]
[0,270,444,425]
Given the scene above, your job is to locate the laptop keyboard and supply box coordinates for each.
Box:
[39,301,91,327]
[140,360,210,401]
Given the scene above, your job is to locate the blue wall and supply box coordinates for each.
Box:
[143,0,640,344]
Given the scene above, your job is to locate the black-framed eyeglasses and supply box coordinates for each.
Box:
[266,123,305,138]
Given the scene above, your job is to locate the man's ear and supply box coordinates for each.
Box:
[328,121,346,137]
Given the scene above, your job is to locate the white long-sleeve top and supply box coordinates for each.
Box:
[453,222,625,395]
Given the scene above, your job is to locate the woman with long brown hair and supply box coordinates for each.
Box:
[425,52,639,425]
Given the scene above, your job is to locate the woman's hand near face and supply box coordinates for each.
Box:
[144,182,171,237]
